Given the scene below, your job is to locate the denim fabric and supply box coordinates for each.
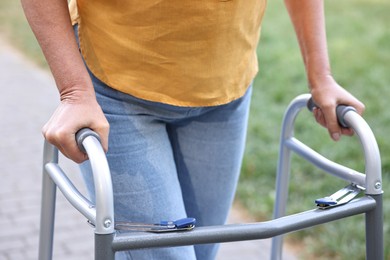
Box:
[76,26,252,260]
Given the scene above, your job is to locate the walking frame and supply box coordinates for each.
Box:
[38,94,384,260]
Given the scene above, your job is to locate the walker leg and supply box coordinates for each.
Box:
[95,233,115,260]
[365,194,383,260]
[271,142,292,260]
[38,142,58,260]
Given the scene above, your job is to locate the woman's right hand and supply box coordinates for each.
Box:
[42,90,109,163]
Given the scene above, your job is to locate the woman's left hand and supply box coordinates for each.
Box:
[309,75,365,141]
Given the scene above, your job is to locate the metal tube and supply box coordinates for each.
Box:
[38,141,58,260]
[365,195,383,260]
[45,162,96,224]
[285,138,366,186]
[82,136,115,235]
[112,197,375,251]
[95,233,115,260]
[344,112,382,195]
[271,94,310,260]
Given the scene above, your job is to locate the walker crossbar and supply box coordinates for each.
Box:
[45,162,96,224]
[38,94,383,260]
[112,197,375,251]
[284,137,366,186]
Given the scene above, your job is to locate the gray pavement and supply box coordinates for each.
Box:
[0,38,297,260]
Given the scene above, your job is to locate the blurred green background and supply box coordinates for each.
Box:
[1,0,388,259]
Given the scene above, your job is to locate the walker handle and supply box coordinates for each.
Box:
[76,128,101,153]
[306,98,357,128]
[75,127,114,234]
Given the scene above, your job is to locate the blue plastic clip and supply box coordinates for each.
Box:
[315,183,363,209]
[160,218,196,229]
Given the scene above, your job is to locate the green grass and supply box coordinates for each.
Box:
[1,0,389,259]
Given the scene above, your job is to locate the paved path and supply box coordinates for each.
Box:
[0,38,297,260]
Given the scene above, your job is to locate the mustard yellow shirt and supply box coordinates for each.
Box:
[69,0,267,106]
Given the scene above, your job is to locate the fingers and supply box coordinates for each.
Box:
[42,101,110,163]
[313,104,359,141]
[313,107,341,141]
[320,104,342,141]
[313,107,326,128]
[43,124,89,163]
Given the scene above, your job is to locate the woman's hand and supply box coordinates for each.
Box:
[309,75,365,141]
[42,89,109,163]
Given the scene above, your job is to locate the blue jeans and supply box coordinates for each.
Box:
[77,26,252,260]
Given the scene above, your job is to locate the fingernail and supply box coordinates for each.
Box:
[332,133,340,141]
